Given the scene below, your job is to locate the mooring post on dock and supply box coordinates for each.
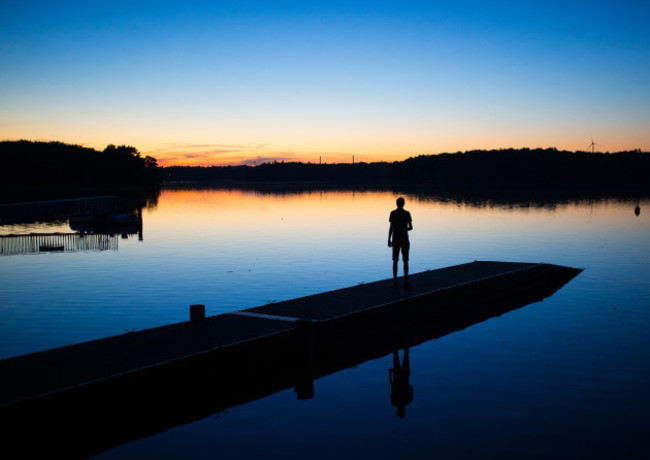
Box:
[190,304,205,321]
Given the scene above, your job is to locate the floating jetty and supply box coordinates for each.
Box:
[0,261,581,458]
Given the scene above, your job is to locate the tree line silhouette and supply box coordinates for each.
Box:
[3,142,649,201]
[1,140,159,201]
[163,148,650,194]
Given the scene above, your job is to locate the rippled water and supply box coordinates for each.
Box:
[1,189,649,459]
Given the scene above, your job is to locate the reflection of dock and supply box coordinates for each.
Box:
[0,261,581,458]
[0,233,119,255]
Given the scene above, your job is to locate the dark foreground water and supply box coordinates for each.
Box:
[1,189,649,459]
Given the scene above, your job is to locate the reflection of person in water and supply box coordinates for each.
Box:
[389,348,413,419]
[388,197,413,288]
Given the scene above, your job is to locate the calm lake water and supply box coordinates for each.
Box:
[1,188,649,459]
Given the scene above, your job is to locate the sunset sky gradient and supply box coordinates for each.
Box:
[2,1,649,166]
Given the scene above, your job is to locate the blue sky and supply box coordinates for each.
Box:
[1,1,649,165]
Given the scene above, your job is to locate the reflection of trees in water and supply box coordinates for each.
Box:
[159,183,648,211]
[406,187,650,210]
[0,190,159,226]
[117,188,161,213]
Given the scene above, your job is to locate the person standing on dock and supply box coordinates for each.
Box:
[388,197,413,287]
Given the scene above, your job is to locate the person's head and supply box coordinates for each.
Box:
[396,197,405,208]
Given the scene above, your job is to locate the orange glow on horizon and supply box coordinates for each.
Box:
[147,142,416,167]
[142,133,648,167]
[150,144,641,167]
[154,152,411,167]
[2,134,644,168]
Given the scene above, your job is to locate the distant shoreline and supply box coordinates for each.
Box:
[160,148,650,191]
[3,143,650,204]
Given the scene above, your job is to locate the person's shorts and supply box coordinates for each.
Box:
[392,241,410,261]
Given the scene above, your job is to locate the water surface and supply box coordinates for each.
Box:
[1,189,649,459]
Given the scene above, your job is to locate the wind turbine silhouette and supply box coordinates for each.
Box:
[586,135,600,153]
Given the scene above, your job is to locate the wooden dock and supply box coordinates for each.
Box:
[0,261,581,458]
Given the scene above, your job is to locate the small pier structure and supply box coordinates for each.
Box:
[0,233,119,255]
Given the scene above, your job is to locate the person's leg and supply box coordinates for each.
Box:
[403,348,410,377]
[402,243,410,286]
[403,262,410,287]
[392,244,399,285]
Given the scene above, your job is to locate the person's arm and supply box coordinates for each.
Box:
[388,224,393,247]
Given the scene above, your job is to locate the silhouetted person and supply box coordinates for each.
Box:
[388,197,413,287]
[635,205,641,216]
[389,348,413,418]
